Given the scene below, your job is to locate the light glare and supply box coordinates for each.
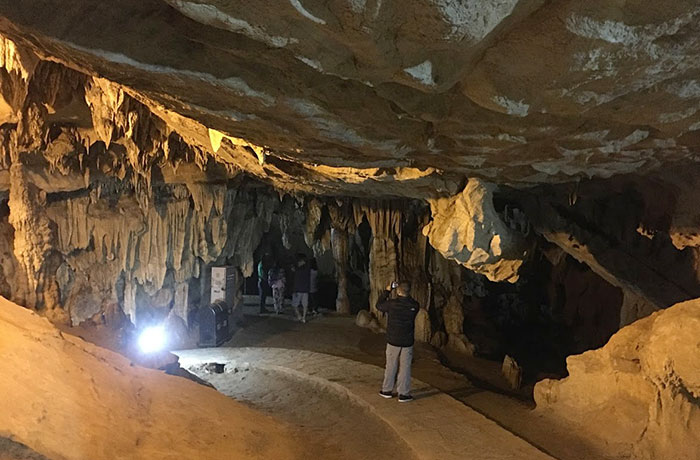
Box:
[138,326,166,353]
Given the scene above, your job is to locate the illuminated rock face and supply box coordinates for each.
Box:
[534,299,700,460]
[423,178,529,283]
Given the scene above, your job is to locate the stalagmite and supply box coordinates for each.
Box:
[8,161,55,311]
[331,228,351,314]
[327,200,354,314]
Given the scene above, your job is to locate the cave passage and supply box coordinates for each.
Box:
[0,6,699,460]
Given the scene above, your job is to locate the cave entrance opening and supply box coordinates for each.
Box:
[246,202,335,314]
[242,198,375,318]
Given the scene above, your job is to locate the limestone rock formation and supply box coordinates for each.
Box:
[355,309,382,334]
[518,170,700,323]
[0,7,699,459]
[0,1,698,192]
[0,8,697,340]
[413,309,432,343]
[423,179,529,282]
[0,295,303,460]
[534,299,700,460]
[446,333,476,357]
[7,162,56,312]
[501,355,522,390]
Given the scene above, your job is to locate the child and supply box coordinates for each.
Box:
[267,261,286,314]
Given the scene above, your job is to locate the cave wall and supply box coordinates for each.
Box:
[0,171,280,326]
[512,169,700,325]
[0,29,698,433]
[0,38,289,326]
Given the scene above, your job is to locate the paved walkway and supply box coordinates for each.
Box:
[175,347,555,460]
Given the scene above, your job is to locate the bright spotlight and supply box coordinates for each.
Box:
[138,326,166,353]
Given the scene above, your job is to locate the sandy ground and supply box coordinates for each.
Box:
[188,363,418,460]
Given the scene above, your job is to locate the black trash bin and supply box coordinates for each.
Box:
[198,300,232,347]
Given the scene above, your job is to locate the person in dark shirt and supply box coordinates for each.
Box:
[376,280,420,402]
[309,258,319,315]
[291,254,311,323]
[257,255,271,314]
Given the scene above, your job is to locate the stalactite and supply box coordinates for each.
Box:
[303,197,324,247]
[84,77,124,148]
[39,180,279,325]
[0,36,36,81]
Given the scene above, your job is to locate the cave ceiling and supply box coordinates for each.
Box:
[0,0,699,198]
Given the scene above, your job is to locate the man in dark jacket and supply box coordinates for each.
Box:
[291,253,311,323]
[376,280,420,402]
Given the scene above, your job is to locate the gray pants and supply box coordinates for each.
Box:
[292,292,309,320]
[382,344,413,396]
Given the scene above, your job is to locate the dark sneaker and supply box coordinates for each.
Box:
[379,390,393,399]
[398,394,414,403]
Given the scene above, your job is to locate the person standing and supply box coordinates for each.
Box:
[291,254,311,323]
[377,280,420,402]
[309,258,319,315]
[257,256,270,314]
[268,261,286,315]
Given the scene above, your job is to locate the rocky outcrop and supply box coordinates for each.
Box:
[423,179,530,283]
[0,295,302,460]
[534,299,700,460]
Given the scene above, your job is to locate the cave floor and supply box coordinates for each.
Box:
[209,301,623,460]
[59,301,621,460]
[176,347,553,460]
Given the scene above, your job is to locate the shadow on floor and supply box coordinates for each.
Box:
[0,437,50,460]
[411,388,443,401]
